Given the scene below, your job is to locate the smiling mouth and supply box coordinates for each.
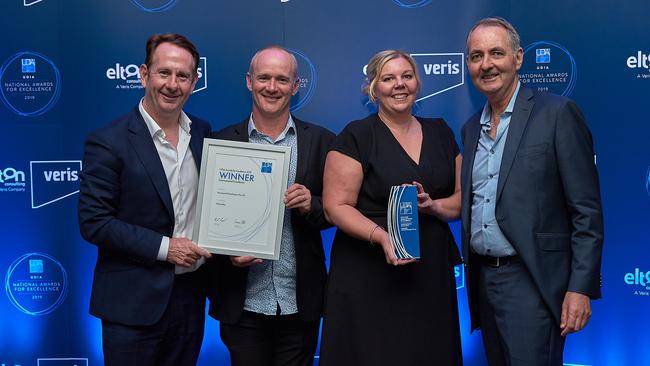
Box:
[391,93,409,100]
[481,73,499,81]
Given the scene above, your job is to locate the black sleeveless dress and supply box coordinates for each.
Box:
[319,114,463,366]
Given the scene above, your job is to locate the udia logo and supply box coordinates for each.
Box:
[30,160,82,209]
[5,252,68,315]
[627,51,650,79]
[392,0,432,8]
[287,48,317,112]
[129,0,178,12]
[624,268,650,297]
[0,51,62,117]
[519,41,577,96]
[106,56,207,93]
[0,166,26,193]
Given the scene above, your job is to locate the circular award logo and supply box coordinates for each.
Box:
[0,51,61,117]
[5,252,68,315]
[129,0,178,12]
[519,41,577,96]
[287,48,317,112]
[392,0,432,8]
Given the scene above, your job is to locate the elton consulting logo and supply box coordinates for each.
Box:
[627,51,650,79]
[624,268,650,296]
[0,167,26,192]
[106,57,206,93]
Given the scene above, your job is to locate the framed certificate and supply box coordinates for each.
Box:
[192,138,291,260]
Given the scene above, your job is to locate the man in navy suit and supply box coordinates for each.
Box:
[78,33,212,366]
[207,46,334,366]
[460,18,604,365]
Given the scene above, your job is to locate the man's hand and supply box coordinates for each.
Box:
[560,291,592,336]
[167,238,212,267]
[285,183,311,215]
[230,256,263,267]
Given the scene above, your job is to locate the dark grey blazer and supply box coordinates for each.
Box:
[460,87,604,330]
[206,116,334,323]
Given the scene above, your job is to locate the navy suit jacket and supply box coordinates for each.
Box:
[460,87,604,330]
[206,116,334,323]
[78,106,211,326]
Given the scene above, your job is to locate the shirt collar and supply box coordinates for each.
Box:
[247,113,295,141]
[479,81,521,127]
[138,98,192,139]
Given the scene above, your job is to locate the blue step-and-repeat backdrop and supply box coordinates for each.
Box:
[1,0,649,365]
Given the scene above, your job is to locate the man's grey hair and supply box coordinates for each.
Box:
[466,17,521,53]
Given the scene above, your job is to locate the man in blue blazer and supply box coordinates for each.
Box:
[78,33,212,366]
[461,18,604,365]
[206,46,334,366]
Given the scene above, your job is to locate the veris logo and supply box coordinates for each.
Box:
[411,53,464,102]
[129,0,178,12]
[106,57,207,93]
[30,160,82,209]
[624,268,650,297]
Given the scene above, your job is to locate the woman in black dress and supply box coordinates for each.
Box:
[319,50,463,365]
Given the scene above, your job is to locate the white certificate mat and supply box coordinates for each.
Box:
[193,138,290,260]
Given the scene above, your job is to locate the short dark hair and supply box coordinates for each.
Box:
[144,33,200,75]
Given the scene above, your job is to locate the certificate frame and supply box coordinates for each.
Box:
[192,138,291,260]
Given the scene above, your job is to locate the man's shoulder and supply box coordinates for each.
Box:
[212,118,248,140]
[187,113,211,130]
[293,117,335,139]
[525,87,574,109]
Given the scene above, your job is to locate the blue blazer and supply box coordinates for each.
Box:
[460,87,604,330]
[78,106,211,326]
[206,116,334,324]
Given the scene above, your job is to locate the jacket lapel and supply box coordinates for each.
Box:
[496,87,534,202]
[293,116,312,184]
[127,108,174,220]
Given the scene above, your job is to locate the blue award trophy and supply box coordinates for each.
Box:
[387,185,420,259]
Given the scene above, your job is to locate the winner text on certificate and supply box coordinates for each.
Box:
[193,139,290,260]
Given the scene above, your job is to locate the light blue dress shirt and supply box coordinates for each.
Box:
[243,115,299,315]
[470,82,521,257]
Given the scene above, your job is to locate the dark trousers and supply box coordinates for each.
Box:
[478,261,565,366]
[220,310,320,366]
[101,271,206,366]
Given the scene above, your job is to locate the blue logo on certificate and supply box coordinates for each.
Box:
[22,58,36,73]
[536,48,551,63]
[261,162,272,173]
